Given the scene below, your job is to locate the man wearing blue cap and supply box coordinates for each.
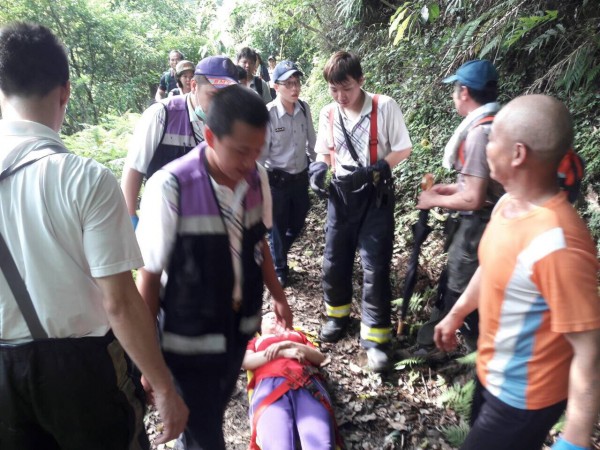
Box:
[121,56,239,228]
[259,61,316,287]
[414,59,504,356]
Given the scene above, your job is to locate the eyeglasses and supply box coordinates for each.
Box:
[276,80,301,89]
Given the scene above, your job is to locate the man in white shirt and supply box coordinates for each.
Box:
[0,22,187,449]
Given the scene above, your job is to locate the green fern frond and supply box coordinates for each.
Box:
[456,351,477,366]
[551,413,566,433]
[438,379,475,419]
[479,34,501,58]
[395,356,426,370]
[441,422,470,447]
[525,27,561,54]
[559,44,595,92]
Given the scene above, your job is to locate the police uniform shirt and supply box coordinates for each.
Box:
[259,97,317,174]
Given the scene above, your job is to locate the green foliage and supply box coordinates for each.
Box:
[552,413,566,434]
[62,112,139,180]
[438,379,475,421]
[1,0,204,133]
[389,2,440,45]
[441,422,470,447]
[455,351,477,366]
[394,357,426,370]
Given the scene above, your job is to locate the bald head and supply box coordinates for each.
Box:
[494,94,573,164]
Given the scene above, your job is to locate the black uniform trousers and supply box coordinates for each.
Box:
[322,180,394,349]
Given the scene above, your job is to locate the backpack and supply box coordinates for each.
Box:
[459,115,585,205]
[558,148,585,204]
[254,76,263,96]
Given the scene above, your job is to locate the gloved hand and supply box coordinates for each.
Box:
[308,161,329,199]
[552,437,589,450]
[130,214,139,230]
[369,159,392,185]
[340,159,392,191]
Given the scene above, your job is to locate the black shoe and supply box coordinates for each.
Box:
[320,317,349,343]
[277,274,287,288]
[366,348,389,373]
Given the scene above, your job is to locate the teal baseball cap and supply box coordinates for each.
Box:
[443,59,498,90]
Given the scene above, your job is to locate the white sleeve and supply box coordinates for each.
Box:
[304,102,317,161]
[125,102,167,175]
[382,97,412,152]
[79,161,144,277]
[136,170,180,273]
[257,163,272,229]
[315,104,332,155]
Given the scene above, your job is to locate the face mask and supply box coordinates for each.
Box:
[194,106,206,121]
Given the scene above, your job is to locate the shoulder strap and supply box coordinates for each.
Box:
[457,114,495,166]
[328,105,336,170]
[369,94,379,165]
[254,77,263,96]
[0,140,67,183]
[338,108,363,167]
[0,140,66,341]
[297,99,307,118]
[0,233,48,340]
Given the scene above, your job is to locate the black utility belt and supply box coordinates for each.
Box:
[268,168,308,184]
[459,210,492,221]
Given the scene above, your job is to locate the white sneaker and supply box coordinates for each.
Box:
[366,348,389,372]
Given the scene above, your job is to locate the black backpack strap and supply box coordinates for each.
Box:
[254,76,263,96]
[298,99,307,118]
[0,232,48,339]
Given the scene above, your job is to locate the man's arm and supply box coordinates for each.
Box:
[96,271,188,444]
[558,328,600,447]
[261,238,293,328]
[384,147,412,168]
[434,266,481,352]
[417,174,488,211]
[136,268,162,318]
[121,167,144,217]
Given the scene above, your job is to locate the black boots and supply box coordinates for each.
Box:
[320,317,349,343]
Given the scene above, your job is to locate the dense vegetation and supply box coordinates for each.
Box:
[2,0,598,447]
[2,0,597,242]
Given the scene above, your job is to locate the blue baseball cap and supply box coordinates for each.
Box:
[442,59,498,90]
[272,60,303,82]
[194,56,238,88]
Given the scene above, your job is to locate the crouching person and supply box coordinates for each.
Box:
[243,313,344,450]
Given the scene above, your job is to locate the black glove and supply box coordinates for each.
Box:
[339,160,392,191]
[308,161,329,199]
[369,159,392,185]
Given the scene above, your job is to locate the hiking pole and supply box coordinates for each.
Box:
[397,173,434,335]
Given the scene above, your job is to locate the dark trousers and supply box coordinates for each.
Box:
[0,332,148,450]
[268,173,310,278]
[164,337,248,450]
[417,214,488,348]
[462,378,566,450]
[323,181,394,349]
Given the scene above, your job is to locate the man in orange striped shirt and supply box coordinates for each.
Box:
[435,95,600,450]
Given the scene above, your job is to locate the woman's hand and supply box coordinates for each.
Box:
[265,340,293,360]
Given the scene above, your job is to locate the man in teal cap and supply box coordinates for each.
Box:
[414,59,504,356]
